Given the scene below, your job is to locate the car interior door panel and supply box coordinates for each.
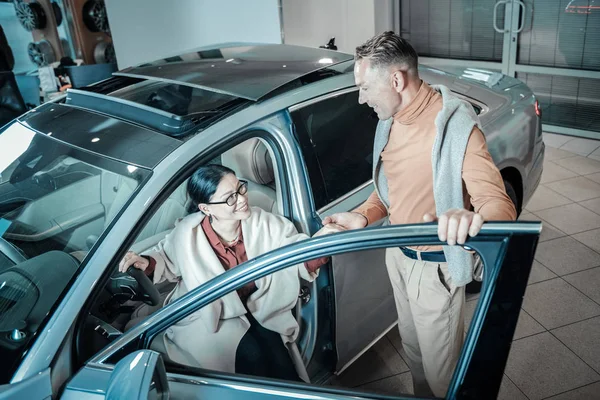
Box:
[331,249,396,371]
[291,91,396,373]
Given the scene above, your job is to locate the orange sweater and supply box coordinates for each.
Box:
[354,82,516,251]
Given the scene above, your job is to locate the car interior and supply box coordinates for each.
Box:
[75,137,316,379]
[0,125,316,383]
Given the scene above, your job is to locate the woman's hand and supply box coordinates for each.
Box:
[118,251,150,273]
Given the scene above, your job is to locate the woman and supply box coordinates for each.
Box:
[119,164,331,381]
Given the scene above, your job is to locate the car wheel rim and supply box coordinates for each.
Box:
[93,41,115,64]
[16,2,39,31]
[27,40,56,67]
[83,0,110,32]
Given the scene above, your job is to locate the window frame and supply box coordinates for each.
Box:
[289,87,378,211]
[11,105,334,385]
[71,126,296,372]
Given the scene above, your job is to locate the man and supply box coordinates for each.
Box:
[323,32,516,397]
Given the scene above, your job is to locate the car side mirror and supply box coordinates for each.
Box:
[106,350,169,400]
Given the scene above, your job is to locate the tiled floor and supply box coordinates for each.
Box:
[332,133,600,399]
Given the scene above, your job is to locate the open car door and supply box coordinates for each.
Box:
[63,221,540,400]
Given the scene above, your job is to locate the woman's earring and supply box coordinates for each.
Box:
[209,215,213,224]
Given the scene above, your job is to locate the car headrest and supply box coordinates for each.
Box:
[221,138,274,185]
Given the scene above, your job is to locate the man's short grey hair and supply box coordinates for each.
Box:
[355,31,418,73]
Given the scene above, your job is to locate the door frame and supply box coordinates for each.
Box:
[7,107,327,385]
[288,87,395,373]
[81,221,540,400]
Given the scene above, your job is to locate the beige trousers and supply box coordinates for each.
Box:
[385,247,466,397]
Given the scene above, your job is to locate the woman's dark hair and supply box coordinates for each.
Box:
[186,164,235,213]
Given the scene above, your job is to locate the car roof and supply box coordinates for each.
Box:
[114,43,354,101]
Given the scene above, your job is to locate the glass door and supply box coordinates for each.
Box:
[399,0,514,71]
[399,0,600,139]
[510,0,600,139]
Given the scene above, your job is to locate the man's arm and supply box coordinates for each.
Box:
[322,190,388,230]
[353,190,389,225]
[463,127,517,221]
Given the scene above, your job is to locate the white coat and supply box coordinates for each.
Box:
[145,207,318,374]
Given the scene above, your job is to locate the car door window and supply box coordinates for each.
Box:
[78,221,539,399]
[291,90,378,210]
[140,252,325,385]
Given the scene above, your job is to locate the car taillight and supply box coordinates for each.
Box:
[534,100,542,117]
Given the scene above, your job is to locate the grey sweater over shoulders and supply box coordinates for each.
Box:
[371,84,481,287]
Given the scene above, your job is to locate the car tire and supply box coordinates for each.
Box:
[466,179,519,295]
[93,41,116,64]
[503,179,520,216]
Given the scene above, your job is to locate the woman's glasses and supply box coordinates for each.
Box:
[207,180,248,206]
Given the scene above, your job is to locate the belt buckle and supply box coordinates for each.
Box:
[400,246,418,261]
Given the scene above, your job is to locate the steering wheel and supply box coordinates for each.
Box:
[127,266,160,306]
[109,266,161,306]
[127,266,161,305]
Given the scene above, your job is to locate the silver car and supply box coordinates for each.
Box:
[0,43,542,399]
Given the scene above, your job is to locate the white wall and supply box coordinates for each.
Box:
[281,0,394,55]
[105,0,282,69]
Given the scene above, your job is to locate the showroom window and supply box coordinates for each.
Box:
[291,90,378,209]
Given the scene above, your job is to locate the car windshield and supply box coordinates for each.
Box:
[0,121,150,383]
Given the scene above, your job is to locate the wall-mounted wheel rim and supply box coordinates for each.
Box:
[93,41,115,64]
[15,1,47,31]
[82,0,110,33]
[27,40,56,66]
